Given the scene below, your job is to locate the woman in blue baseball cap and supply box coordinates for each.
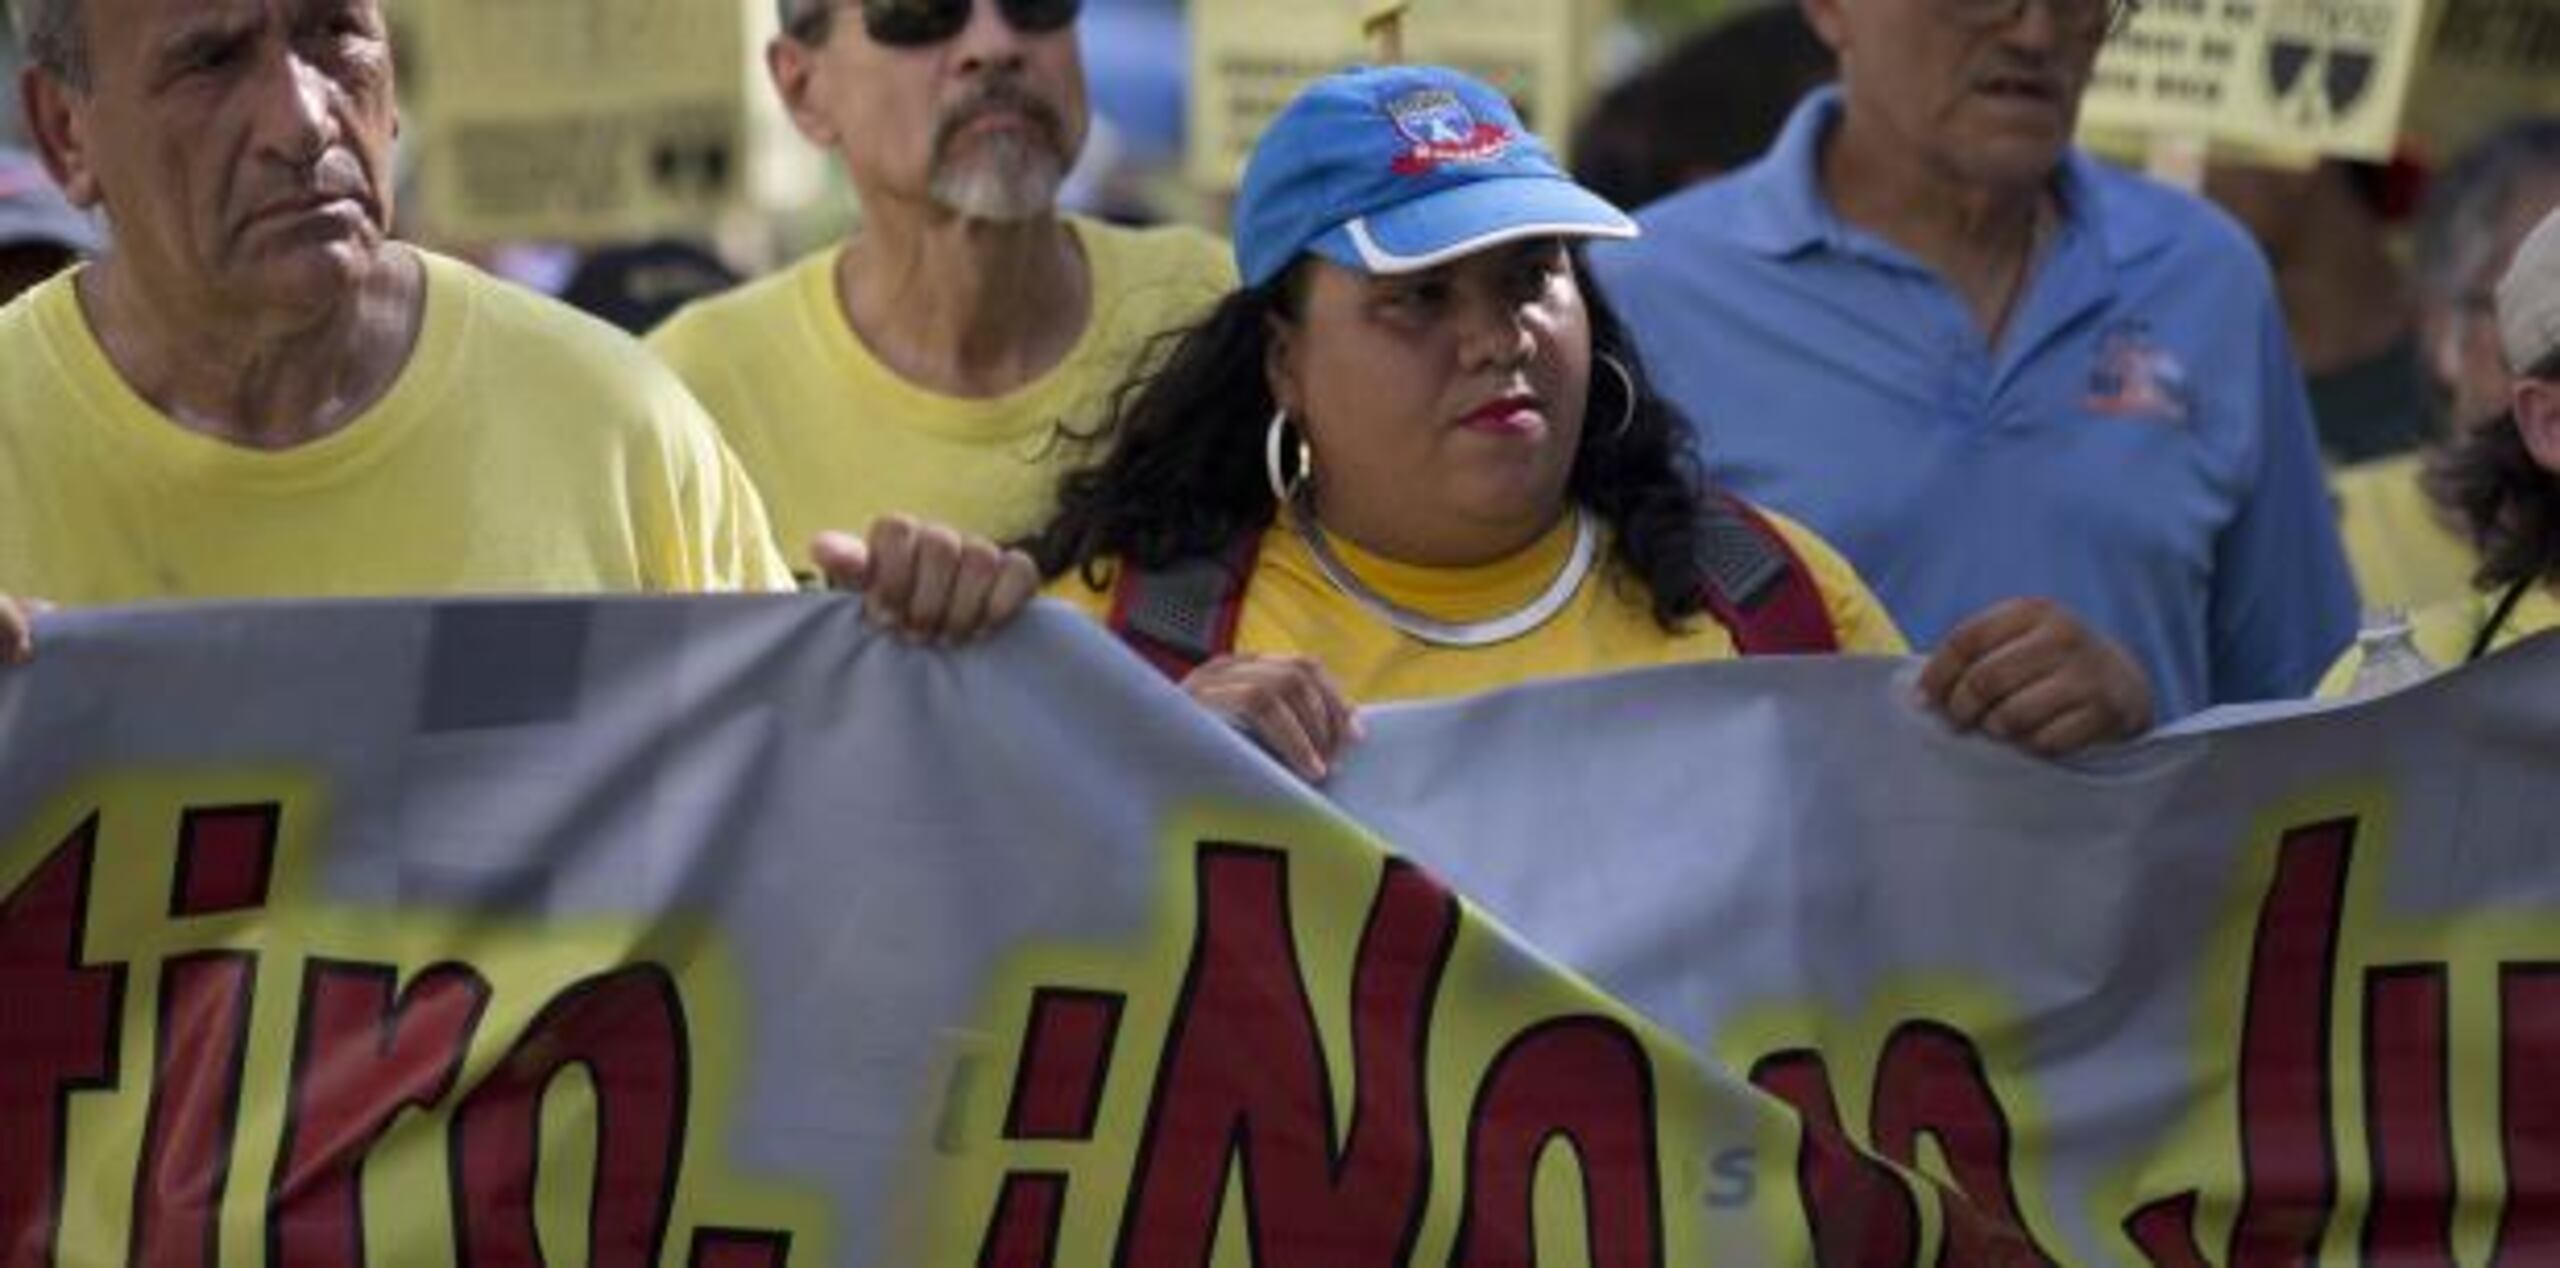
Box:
[1026,65,2152,780]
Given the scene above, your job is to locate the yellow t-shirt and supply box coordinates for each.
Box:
[647,218,1232,566]
[0,250,793,605]
[1051,508,1906,704]
[2320,581,2560,694]
[2330,452,2476,613]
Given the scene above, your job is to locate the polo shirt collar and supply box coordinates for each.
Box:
[1725,85,2177,270]
[2062,146,2178,268]
[1721,87,1849,258]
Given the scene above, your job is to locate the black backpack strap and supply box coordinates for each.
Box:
[2469,575,2534,665]
[1693,493,1842,655]
[1107,532,1265,681]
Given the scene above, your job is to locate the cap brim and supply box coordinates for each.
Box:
[1306,175,1636,276]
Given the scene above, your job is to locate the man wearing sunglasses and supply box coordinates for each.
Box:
[0,0,1045,658]
[649,0,1231,573]
[1590,0,2358,723]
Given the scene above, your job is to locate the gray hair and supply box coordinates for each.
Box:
[2415,117,2560,304]
[8,0,86,90]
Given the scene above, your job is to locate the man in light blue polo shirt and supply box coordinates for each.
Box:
[1588,0,2357,720]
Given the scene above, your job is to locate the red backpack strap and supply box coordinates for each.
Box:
[1693,493,1841,655]
[1105,532,1265,681]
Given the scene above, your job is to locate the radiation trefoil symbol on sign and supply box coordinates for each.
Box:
[2261,0,2390,131]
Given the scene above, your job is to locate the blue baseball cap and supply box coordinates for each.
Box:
[1234,65,1636,289]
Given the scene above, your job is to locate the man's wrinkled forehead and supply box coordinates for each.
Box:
[105,0,378,45]
[82,0,386,91]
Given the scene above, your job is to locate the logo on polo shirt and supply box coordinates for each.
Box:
[1385,89,1512,175]
[2085,321,2194,423]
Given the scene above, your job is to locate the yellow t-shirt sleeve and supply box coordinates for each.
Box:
[706,441,799,593]
[2330,454,2477,613]
[640,371,796,594]
[1759,509,1909,655]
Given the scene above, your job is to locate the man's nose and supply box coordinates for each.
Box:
[1998,0,2070,50]
[950,0,1032,72]
[250,49,343,164]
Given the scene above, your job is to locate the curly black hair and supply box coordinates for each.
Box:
[1022,247,1729,632]
[2424,348,2560,591]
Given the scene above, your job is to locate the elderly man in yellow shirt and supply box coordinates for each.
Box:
[0,0,1035,661]
[648,0,1232,570]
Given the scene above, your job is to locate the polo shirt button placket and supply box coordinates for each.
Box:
[1947,340,1994,432]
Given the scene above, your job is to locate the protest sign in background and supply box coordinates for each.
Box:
[1186,0,1612,187]
[2402,0,2560,162]
[401,0,748,243]
[5,597,2559,1263]
[2078,0,2433,160]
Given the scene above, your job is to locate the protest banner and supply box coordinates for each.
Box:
[5,597,2559,1263]
[2079,0,2434,160]
[401,0,748,243]
[1187,0,1610,187]
[2403,0,2560,162]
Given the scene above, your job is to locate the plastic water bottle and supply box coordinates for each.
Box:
[2345,608,2437,699]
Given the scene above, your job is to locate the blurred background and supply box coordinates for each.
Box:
[4,0,2552,329]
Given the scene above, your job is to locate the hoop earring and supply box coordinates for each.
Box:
[1265,408,1313,505]
[1594,353,1638,443]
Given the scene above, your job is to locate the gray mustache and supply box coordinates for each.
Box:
[932,83,1067,156]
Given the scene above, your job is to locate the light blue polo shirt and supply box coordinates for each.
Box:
[1588,88,2358,721]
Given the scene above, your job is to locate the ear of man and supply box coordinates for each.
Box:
[18,64,101,207]
[765,37,838,149]
[1796,0,1853,54]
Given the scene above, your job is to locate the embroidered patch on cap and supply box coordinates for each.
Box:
[1386,89,1512,175]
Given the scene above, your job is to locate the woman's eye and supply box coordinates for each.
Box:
[1379,282,1447,314]
[178,39,245,75]
[1509,255,1566,299]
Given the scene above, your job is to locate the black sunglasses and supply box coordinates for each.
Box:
[795,0,1082,47]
